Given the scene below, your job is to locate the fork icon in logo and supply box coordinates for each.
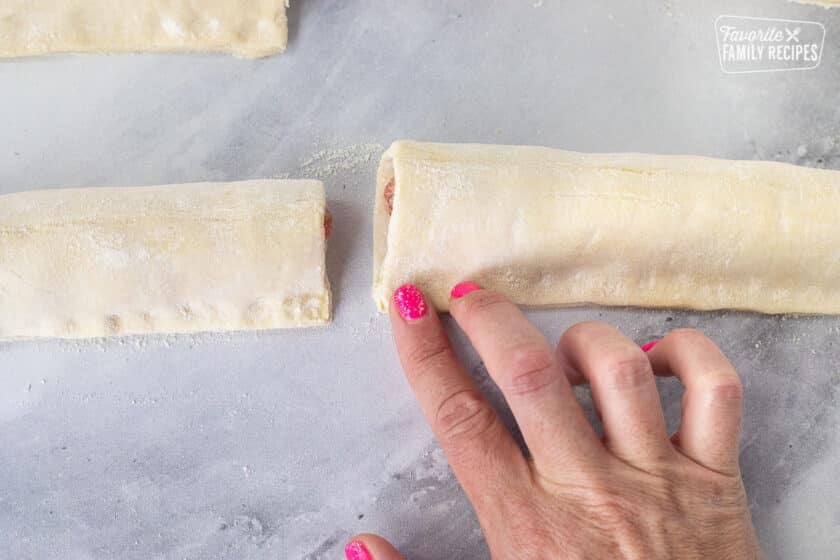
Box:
[786,26,802,42]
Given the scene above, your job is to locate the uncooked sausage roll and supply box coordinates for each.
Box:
[373,141,840,315]
[0,0,288,58]
[0,180,331,339]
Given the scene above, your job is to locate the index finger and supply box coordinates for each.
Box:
[389,284,528,504]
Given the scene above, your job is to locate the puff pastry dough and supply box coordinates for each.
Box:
[0,180,331,339]
[0,1,287,58]
[373,141,840,315]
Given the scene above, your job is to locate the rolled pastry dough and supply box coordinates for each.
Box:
[373,141,840,315]
[0,1,287,58]
[0,180,331,339]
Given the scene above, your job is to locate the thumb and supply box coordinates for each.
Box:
[345,534,405,560]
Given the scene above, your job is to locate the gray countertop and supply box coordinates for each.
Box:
[1,1,838,558]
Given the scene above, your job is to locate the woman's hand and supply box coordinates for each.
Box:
[346,283,762,560]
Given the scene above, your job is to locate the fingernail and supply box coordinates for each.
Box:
[393,284,428,321]
[641,340,659,353]
[345,540,373,560]
[450,281,482,299]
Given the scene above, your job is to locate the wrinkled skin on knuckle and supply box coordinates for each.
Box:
[459,290,510,317]
[705,377,744,406]
[434,389,497,446]
[403,339,451,381]
[572,475,714,559]
[676,461,749,512]
[601,354,654,391]
[628,460,750,524]
[581,490,636,530]
[504,345,558,397]
[562,474,645,534]
[639,463,756,559]
[530,468,647,544]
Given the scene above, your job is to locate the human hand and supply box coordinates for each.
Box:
[346,283,761,559]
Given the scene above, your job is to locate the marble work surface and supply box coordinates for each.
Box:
[1,1,838,558]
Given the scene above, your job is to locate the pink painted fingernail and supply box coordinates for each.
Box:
[345,540,373,560]
[451,281,482,299]
[393,284,428,321]
[641,340,659,353]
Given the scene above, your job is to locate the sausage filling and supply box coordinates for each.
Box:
[384,178,395,216]
[324,209,333,238]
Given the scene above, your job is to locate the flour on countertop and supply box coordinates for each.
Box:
[297,143,384,180]
[413,447,451,483]
[350,312,389,339]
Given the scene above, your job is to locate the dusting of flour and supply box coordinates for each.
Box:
[296,143,383,180]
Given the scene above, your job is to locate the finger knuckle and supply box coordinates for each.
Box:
[707,377,744,403]
[706,476,748,509]
[589,498,637,533]
[601,354,653,390]
[404,340,452,380]
[684,468,748,509]
[434,390,497,445]
[505,345,558,397]
[459,290,510,317]
[583,488,643,538]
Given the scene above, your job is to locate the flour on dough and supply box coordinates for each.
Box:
[0,180,331,339]
[373,141,840,315]
[0,1,288,58]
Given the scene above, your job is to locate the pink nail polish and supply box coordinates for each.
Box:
[393,284,428,321]
[450,281,482,299]
[345,540,373,560]
[641,340,659,353]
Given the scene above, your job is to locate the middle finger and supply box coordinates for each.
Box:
[449,285,603,470]
[557,321,673,466]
